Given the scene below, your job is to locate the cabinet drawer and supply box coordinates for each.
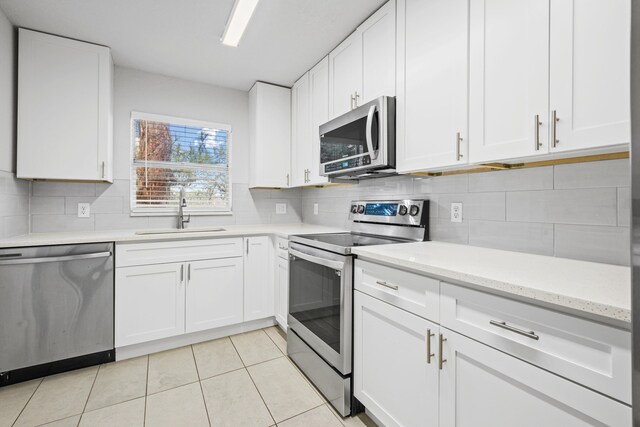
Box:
[354,259,439,323]
[116,238,243,267]
[440,282,631,404]
[276,237,289,260]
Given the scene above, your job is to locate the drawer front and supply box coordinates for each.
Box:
[276,237,289,260]
[116,238,243,267]
[440,282,631,404]
[354,259,439,323]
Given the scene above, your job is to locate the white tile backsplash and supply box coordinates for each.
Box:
[302,159,631,265]
[0,171,29,238]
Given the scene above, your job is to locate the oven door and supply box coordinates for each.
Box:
[287,242,352,375]
[319,96,394,177]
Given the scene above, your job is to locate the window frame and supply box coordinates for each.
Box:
[129,111,233,217]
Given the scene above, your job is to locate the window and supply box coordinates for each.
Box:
[130,112,232,215]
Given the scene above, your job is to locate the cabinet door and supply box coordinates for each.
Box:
[275,257,289,330]
[249,82,291,188]
[439,330,631,427]
[308,57,330,185]
[549,0,630,152]
[244,236,274,321]
[396,0,468,172]
[468,0,549,163]
[360,0,396,104]
[17,29,113,182]
[185,258,243,333]
[115,263,185,347]
[329,31,363,119]
[291,73,311,187]
[354,291,438,427]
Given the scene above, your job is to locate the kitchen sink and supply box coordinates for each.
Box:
[135,227,226,235]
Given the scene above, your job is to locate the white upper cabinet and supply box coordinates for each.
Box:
[329,0,395,120]
[468,0,550,163]
[396,0,468,172]
[308,57,330,185]
[329,31,362,119]
[249,82,291,188]
[549,0,631,152]
[291,73,312,187]
[360,0,396,104]
[17,29,113,182]
[243,236,274,322]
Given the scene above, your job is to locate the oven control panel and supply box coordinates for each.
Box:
[349,200,428,226]
[324,155,371,173]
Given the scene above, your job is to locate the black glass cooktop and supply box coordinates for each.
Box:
[291,232,407,254]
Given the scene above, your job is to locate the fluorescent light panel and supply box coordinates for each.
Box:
[221,0,260,47]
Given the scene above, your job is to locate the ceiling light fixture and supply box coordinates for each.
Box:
[221,0,260,47]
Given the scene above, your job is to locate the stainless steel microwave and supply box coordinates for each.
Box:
[319,96,396,181]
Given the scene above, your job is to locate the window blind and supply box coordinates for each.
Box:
[130,112,232,214]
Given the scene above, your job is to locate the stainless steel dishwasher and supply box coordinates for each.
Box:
[0,243,114,386]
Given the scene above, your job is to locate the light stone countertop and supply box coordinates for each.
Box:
[351,241,631,328]
[0,223,346,249]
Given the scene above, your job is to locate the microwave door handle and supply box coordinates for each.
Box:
[289,247,345,271]
[366,105,378,160]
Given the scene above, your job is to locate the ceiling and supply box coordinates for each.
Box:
[0,0,385,91]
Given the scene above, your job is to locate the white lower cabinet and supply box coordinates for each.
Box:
[354,291,438,427]
[244,236,274,321]
[353,260,631,427]
[115,262,186,347]
[439,329,631,427]
[185,258,243,333]
[275,256,289,330]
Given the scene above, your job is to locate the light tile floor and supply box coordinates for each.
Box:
[1,326,376,427]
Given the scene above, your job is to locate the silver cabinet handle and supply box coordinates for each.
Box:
[101,161,106,179]
[0,251,111,265]
[180,264,184,284]
[427,329,435,364]
[439,333,447,370]
[187,263,191,281]
[286,173,289,187]
[490,320,539,340]
[350,94,355,110]
[456,132,463,161]
[534,114,542,151]
[246,240,249,255]
[376,280,398,290]
[354,91,359,108]
[551,110,559,148]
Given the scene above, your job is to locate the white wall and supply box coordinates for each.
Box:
[0,6,15,173]
[112,66,250,183]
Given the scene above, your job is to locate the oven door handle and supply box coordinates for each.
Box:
[366,104,378,160]
[289,247,345,271]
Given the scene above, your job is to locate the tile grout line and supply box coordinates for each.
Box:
[10,377,44,427]
[229,336,277,426]
[81,366,100,414]
[189,345,212,427]
[143,355,149,427]
[273,402,328,425]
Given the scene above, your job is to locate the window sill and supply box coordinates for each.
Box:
[130,211,233,217]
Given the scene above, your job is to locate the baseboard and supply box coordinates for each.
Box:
[116,317,277,360]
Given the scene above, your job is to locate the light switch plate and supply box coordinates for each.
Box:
[78,203,91,218]
[276,203,287,214]
[314,203,319,215]
[451,202,462,223]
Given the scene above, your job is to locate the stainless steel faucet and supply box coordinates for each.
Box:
[177,186,190,229]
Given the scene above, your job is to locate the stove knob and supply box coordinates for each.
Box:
[398,205,408,216]
[351,204,358,214]
[409,205,420,216]
[357,205,365,214]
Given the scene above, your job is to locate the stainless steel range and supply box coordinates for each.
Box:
[287,200,429,416]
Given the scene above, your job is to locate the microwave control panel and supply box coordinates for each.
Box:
[324,155,371,173]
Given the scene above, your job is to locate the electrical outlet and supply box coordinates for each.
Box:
[78,203,91,218]
[451,202,462,223]
[276,203,287,214]
[314,203,319,215]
